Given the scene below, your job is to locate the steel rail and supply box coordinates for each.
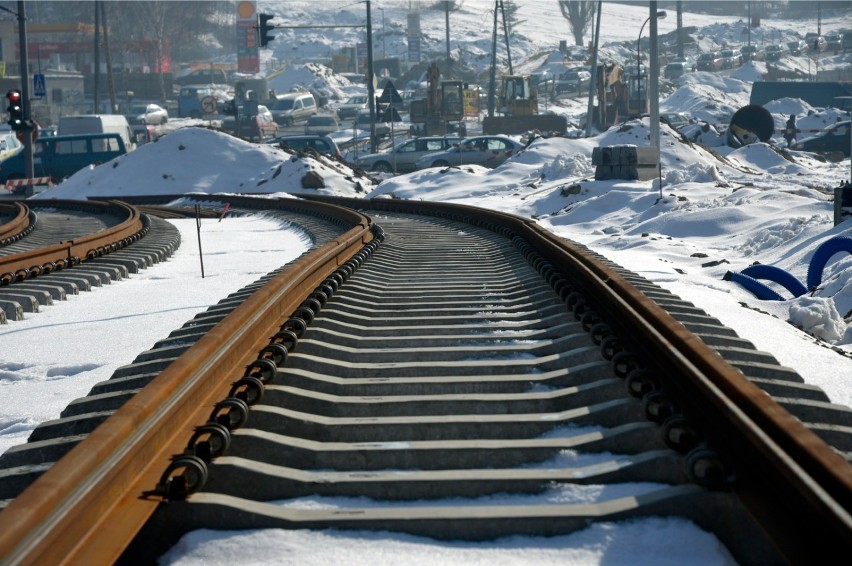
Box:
[0,198,373,566]
[306,195,852,562]
[0,199,145,283]
[0,202,29,243]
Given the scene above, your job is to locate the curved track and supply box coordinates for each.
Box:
[0,195,848,565]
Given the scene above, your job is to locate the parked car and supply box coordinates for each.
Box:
[670,55,697,71]
[660,112,691,129]
[0,133,128,189]
[414,135,523,170]
[806,34,827,52]
[786,40,808,56]
[555,69,591,94]
[831,96,851,113]
[268,134,341,159]
[126,103,168,125]
[791,120,850,157]
[530,71,556,96]
[842,31,852,52]
[355,109,403,137]
[825,32,842,52]
[740,45,766,61]
[304,114,339,135]
[696,51,723,71]
[356,136,461,174]
[173,68,229,87]
[221,104,279,141]
[335,95,371,120]
[720,49,742,69]
[267,93,318,126]
[664,62,688,80]
[764,43,790,61]
[130,124,159,146]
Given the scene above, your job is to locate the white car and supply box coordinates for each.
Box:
[128,103,168,125]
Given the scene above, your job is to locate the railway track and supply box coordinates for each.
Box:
[0,195,849,564]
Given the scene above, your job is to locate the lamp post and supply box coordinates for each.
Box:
[636,10,666,117]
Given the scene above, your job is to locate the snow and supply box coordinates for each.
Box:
[2,1,851,564]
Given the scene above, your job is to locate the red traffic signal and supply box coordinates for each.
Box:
[6,89,24,130]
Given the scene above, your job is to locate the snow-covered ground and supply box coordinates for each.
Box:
[2,1,850,564]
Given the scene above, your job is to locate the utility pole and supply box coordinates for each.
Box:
[649,1,661,149]
[94,2,100,113]
[487,0,497,118]
[100,2,117,113]
[585,1,602,137]
[500,0,512,75]
[16,1,34,193]
[444,1,450,75]
[366,1,377,153]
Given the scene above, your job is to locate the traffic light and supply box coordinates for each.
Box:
[6,90,23,130]
[258,13,275,48]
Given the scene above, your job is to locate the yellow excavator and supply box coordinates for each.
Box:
[408,63,466,136]
[483,75,567,135]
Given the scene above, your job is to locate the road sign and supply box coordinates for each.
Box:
[201,96,218,115]
[381,106,402,122]
[33,74,46,98]
[407,36,421,63]
[378,80,403,104]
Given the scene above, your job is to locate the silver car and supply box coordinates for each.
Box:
[128,103,168,125]
[356,136,461,174]
[414,135,523,170]
[304,114,339,135]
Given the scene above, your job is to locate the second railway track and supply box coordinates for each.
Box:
[0,195,849,564]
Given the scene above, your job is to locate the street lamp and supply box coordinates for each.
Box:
[636,10,666,117]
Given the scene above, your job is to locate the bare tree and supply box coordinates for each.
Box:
[558,0,595,46]
[502,1,522,37]
[119,1,233,100]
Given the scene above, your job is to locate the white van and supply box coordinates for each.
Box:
[57,114,136,151]
[268,93,317,126]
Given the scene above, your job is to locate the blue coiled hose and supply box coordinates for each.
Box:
[723,270,786,301]
[806,236,852,291]
[725,235,851,300]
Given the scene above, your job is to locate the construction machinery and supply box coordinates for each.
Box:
[590,62,629,128]
[482,75,568,135]
[409,63,466,136]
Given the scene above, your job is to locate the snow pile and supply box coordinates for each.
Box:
[32,128,373,200]
[268,63,356,102]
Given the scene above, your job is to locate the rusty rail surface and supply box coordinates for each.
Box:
[0,199,145,284]
[0,202,30,243]
[0,197,373,566]
[305,195,852,562]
